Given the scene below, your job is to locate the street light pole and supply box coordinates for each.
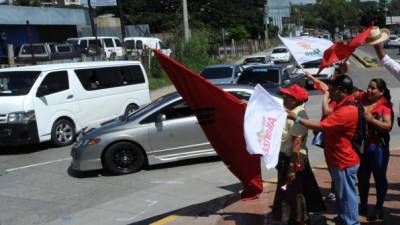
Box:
[182,0,190,41]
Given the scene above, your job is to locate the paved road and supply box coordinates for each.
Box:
[1,51,400,225]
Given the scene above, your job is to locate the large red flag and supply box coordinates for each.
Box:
[153,50,263,200]
[318,26,372,72]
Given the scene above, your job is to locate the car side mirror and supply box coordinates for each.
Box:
[283,80,291,87]
[156,114,166,123]
[36,85,49,97]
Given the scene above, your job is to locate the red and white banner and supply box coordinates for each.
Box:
[244,85,286,169]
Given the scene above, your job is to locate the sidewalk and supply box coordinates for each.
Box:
[165,149,400,225]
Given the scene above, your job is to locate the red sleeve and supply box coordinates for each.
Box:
[321,107,349,130]
[380,105,393,116]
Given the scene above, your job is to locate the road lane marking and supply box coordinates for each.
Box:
[5,157,71,172]
[150,181,184,184]
[150,215,179,225]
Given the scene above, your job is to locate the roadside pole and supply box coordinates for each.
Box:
[87,0,100,57]
[26,20,36,65]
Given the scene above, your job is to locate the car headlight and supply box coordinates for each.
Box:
[7,110,36,124]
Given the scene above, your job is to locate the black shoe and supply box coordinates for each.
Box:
[359,204,368,216]
[368,208,384,221]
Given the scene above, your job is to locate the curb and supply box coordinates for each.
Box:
[352,53,378,68]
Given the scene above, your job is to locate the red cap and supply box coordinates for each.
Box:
[279,84,308,102]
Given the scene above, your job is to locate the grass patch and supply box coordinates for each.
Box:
[149,76,171,90]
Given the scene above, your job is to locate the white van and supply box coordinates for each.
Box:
[0,61,150,146]
[123,37,172,56]
[67,36,124,59]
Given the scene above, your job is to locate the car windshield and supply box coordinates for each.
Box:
[200,67,233,79]
[0,71,40,96]
[237,68,280,85]
[244,57,266,64]
[389,36,398,40]
[272,48,287,53]
[302,60,322,68]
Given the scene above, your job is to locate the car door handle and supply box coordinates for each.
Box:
[67,95,74,99]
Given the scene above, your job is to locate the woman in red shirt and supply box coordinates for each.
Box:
[358,78,393,221]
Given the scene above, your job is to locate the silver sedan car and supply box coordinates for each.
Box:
[70,85,271,175]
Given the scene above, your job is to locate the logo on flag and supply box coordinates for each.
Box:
[257,116,277,155]
[279,35,333,65]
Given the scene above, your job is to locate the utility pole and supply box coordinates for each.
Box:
[26,20,36,65]
[116,0,126,39]
[87,0,97,39]
[182,0,190,41]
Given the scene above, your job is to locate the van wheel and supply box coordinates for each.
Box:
[51,119,76,147]
[103,142,145,175]
[125,104,139,116]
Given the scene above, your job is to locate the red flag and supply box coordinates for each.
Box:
[153,50,263,200]
[318,26,372,72]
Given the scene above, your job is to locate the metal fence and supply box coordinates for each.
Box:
[217,39,268,58]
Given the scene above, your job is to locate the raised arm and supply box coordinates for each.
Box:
[374,44,400,81]
[303,70,329,93]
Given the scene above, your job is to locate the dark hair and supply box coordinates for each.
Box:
[333,75,353,95]
[370,78,392,106]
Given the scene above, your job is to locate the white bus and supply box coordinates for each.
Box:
[0,61,150,146]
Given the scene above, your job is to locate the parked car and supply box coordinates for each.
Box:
[17,42,82,62]
[242,56,272,68]
[291,59,335,89]
[70,84,279,174]
[124,37,172,56]
[67,36,124,58]
[199,64,243,84]
[270,47,291,63]
[236,64,305,90]
[0,61,150,146]
[384,34,400,48]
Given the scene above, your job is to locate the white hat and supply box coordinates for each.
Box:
[365,26,390,45]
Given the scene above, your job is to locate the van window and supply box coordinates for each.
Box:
[115,39,122,47]
[0,71,40,96]
[125,40,135,49]
[159,41,168,49]
[121,66,145,85]
[136,40,143,50]
[75,65,145,91]
[80,40,88,48]
[88,40,101,48]
[39,71,69,95]
[103,38,114,47]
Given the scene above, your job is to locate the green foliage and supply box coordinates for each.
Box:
[147,28,217,90]
[228,25,250,40]
[119,0,265,39]
[148,59,171,90]
[172,29,217,73]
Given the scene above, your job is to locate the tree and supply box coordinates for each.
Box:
[314,0,351,36]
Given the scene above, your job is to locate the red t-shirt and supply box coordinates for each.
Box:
[360,92,393,144]
[320,95,360,169]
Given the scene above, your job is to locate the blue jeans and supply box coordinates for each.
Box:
[330,164,360,225]
[357,144,389,209]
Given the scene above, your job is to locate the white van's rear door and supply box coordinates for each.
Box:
[33,71,78,141]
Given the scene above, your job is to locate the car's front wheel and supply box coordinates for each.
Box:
[102,142,146,175]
